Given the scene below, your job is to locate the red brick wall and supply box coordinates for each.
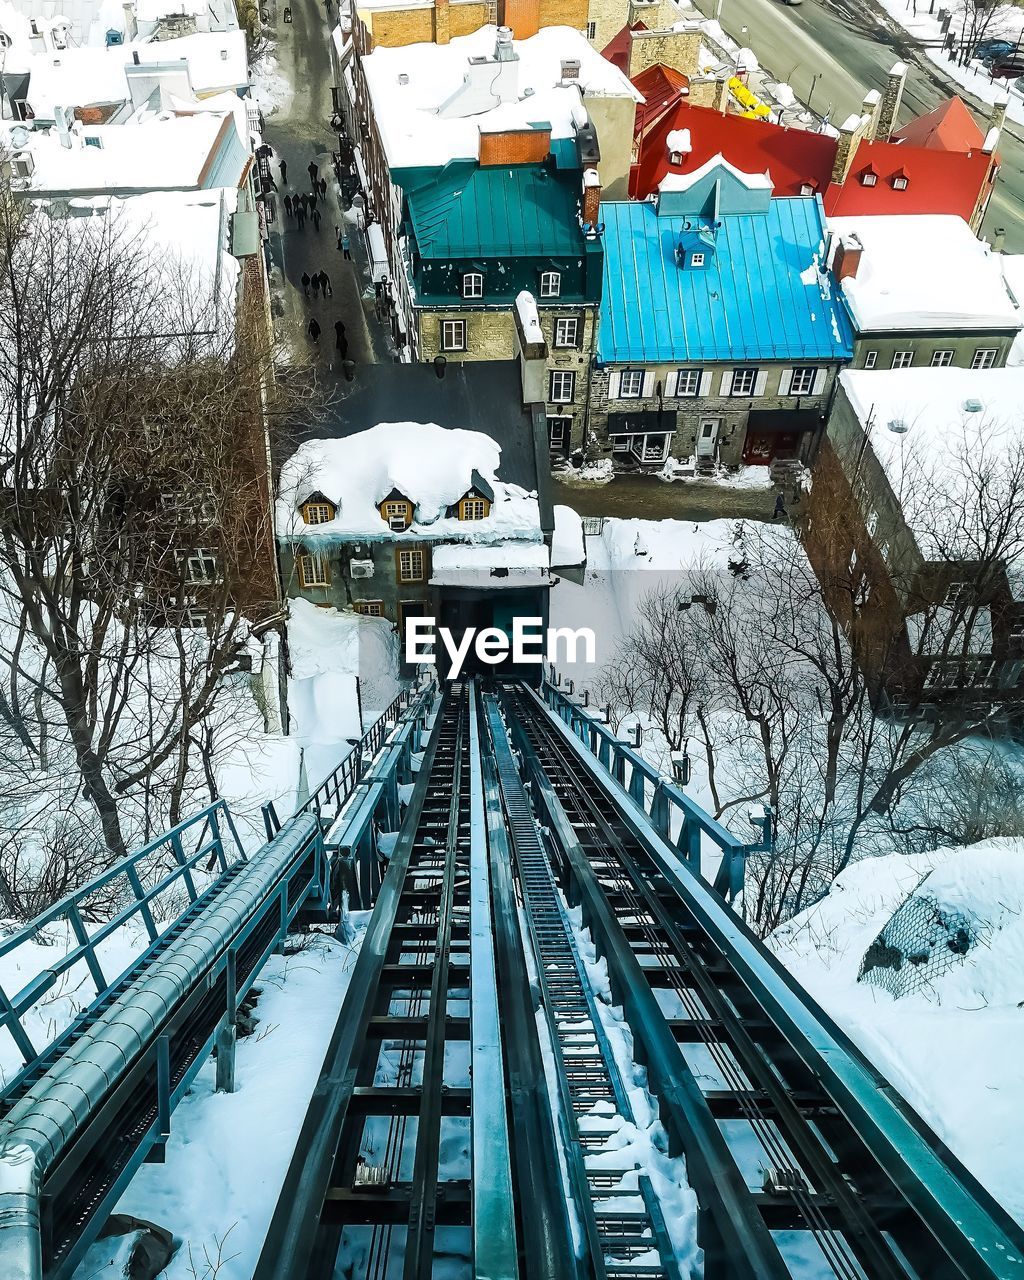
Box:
[479,128,551,166]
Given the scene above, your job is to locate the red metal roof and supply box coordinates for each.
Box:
[824,137,996,221]
[892,96,985,152]
[631,62,688,134]
[601,19,647,74]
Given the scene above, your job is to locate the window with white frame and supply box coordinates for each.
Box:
[540,271,562,298]
[619,369,645,398]
[586,20,596,38]
[800,183,814,196]
[549,370,575,403]
[462,272,483,299]
[441,319,466,351]
[789,366,816,395]
[554,317,579,348]
[185,549,218,583]
[675,369,701,396]
[690,252,705,267]
[355,600,384,617]
[891,350,914,369]
[931,349,954,367]
[611,433,671,462]
[892,174,909,190]
[972,348,998,369]
[866,510,878,537]
[860,170,877,187]
[383,500,410,531]
[864,351,878,369]
[731,367,758,396]
[944,579,972,608]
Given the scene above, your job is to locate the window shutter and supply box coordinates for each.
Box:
[608,370,621,399]
[719,370,734,396]
[812,368,828,396]
[778,368,794,397]
[754,371,768,397]
[665,371,678,397]
[642,370,657,398]
[699,370,713,397]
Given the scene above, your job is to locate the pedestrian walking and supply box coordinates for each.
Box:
[301,271,311,298]
[308,317,321,343]
[311,273,321,299]
[283,5,291,20]
[341,230,351,260]
[296,204,306,229]
[773,492,788,521]
[308,160,319,184]
[319,270,333,297]
[311,207,321,232]
[280,159,288,186]
[335,329,348,359]
[318,176,327,200]
[284,194,294,218]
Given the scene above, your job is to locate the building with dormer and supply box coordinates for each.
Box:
[588,155,853,473]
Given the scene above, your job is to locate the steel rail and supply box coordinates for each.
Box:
[509,681,1024,1280]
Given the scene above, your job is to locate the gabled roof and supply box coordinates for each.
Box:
[631,63,689,135]
[892,96,985,153]
[825,138,998,222]
[599,196,854,365]
[601,19,648,74]
[404,160,585,258]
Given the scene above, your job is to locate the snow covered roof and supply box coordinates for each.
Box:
[840,367,1024,559]
[552,505,585,567]
[3,0,236,48]
[659,151,771,194]
[827,215,1021,333]
[277,422,543,543]
[361,25,640,170]
[13,111,248,195]
[430,542,551,588]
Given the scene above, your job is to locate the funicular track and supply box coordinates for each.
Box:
[254,683,483,1280]
[502,681,1024,1280]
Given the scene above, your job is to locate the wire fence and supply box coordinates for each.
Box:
[858,878,974,998]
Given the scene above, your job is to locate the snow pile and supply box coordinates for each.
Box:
[769,840,1024,1224]
[552,505,585,566]
[735,47,758,73]
[827,214,1021,332]
[277,423,543,544]
[287,599,401,785]
[250,48,296,117]
[429,541,550,586]
[361,25,640,169]
[665,128,692,156]
[515,289,544,345]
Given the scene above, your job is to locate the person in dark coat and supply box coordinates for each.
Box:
[311,207,321,232]
[280,158,288,186]
[308,317,321,342]
[300,272,311,298]
[773,492,789,521]
[319,270,333,297]
[318,176,327,200]
[296,203,306,229]
[311,273,321,299]
[308,160,319,184]
[335,328,348,359]
[284,194,293,218]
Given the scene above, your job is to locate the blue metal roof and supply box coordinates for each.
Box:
[597,195,854,365]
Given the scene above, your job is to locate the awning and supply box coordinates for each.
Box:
[367,221,390,283]
[353,144,369,192]
[430,542,551,589]
[607,410,669,435]
[746,408,822,434]
[230,210,260,257]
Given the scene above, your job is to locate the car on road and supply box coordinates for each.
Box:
[991,56,1024,79]
[975,38,1016,63]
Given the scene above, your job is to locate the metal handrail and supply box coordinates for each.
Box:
[0,800,244,1066]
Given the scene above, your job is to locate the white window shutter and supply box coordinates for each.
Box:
[778,368,793,397]
[754,371,768,397]
[608,370,621,399]
[812,368,828,396]
[719,370,734,396]
[699,370,713,397]
[665,371,678,397]
[642,370,657,397]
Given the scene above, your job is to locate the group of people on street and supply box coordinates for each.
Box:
[300,270,333,299]
[306,318,348,359]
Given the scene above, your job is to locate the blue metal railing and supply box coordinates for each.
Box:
[539,680,772,901]
[0,801,244,1069]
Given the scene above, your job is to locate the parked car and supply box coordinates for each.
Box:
[975,37,1015,63]
[991,55,1024,79]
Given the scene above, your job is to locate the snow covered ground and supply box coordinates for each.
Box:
[769,840,1024,1225]
[73,930,366,1280]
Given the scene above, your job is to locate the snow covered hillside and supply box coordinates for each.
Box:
[769,841,1024,1225]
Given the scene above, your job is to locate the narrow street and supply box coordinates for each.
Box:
[695,0,1024,249]
[553,473,777,520]
[260,0,391,379]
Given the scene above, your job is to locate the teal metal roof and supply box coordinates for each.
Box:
[404,161,585,260]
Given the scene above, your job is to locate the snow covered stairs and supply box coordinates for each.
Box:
[486,700,681,1280]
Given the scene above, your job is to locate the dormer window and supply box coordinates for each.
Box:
[669,150,683,165]
[800,182,815,195]
[379,493,414,530]
[860,169,878,187]
[301,497,336,525]
[540,271,561,298]
[462,272,483,299]
[690,252,705,268]
[459,495,489,521]
[892,172,909,190]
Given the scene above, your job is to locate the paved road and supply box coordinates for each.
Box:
[698,0,1024,248]
[552,474,777,520]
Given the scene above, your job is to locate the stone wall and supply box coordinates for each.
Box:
[849,332,1016,371]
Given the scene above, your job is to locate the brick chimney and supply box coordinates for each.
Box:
[582,167,601,225]
[875,61,908,140]
[831,113,870,185]
[480,126,551,166]
[434,0,450,44]
[833,232,864,282]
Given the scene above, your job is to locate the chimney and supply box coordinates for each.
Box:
[988,96,1008,133]
[875,61,907,140]
[437,31,520,119]
[122,1,138,40]
[582,167,601,226]
[434,0,449,44]
[861,88,881,140]
[713,75,730,115]
[54,103,74,148]
[992,227,1006,253]
[831,113,869,185]
[833,232,864,282]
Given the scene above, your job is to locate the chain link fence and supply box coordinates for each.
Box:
[858,875,974,998]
